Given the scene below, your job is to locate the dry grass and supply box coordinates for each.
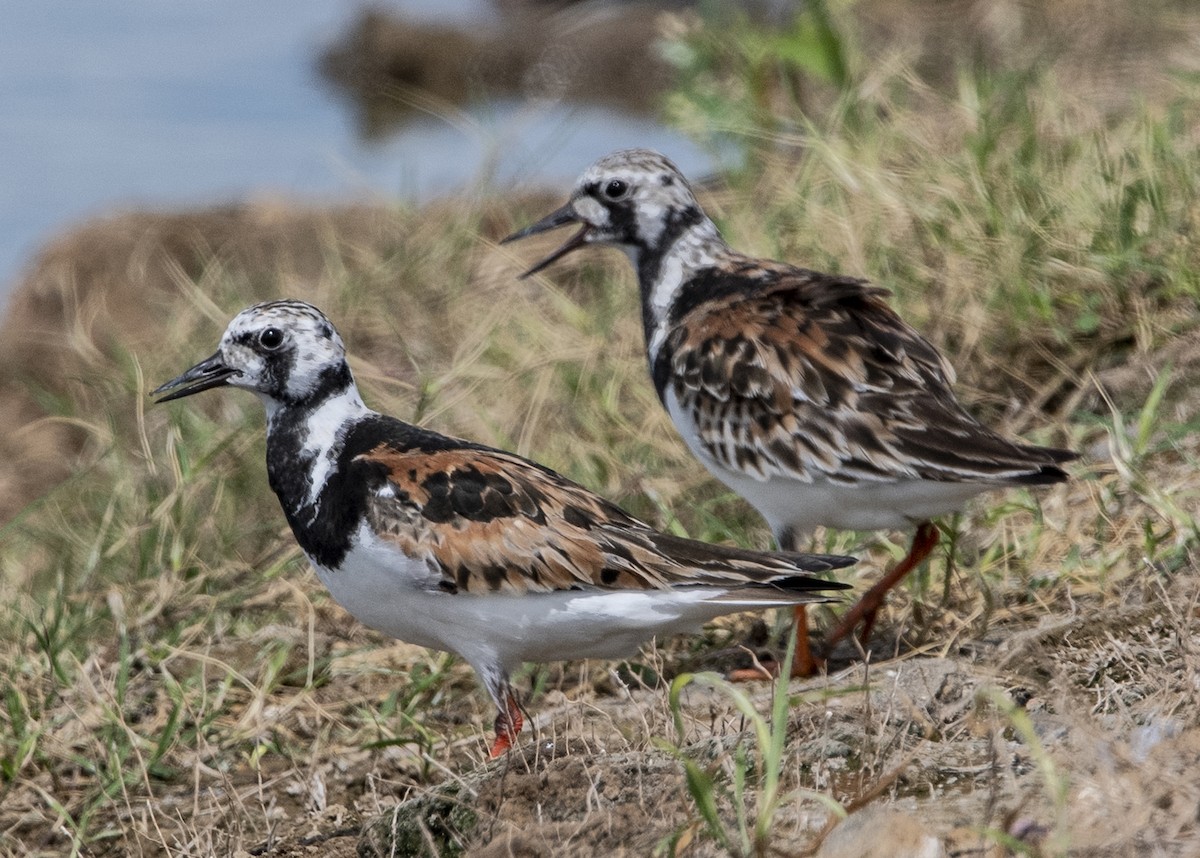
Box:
[1,3,1199,855]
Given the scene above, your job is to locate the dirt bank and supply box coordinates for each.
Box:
[0,203,387,520]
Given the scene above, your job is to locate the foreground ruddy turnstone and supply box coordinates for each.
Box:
[154,300,853,755]
[504,148,1077,675]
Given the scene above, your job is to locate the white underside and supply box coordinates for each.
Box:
[311,521,787,683]
[664,389,995,538]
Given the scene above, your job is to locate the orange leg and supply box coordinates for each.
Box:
[487,684,524,758]
[728,604,824,681]
[822,521,939,657]
[790,604,823,677]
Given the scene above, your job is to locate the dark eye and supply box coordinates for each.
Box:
[258,327,284,350]
[603,179,628,199]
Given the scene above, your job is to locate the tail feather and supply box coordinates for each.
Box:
[1007,445,1078,485]
[709,585,846,607]
[769,573,852,592]
[646,529,854,574]
[626,528,854,597]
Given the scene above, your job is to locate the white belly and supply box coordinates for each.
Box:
[663,388,992,538]
[309,521,769,676]
[702,465,990,534]
[308,522,450,651]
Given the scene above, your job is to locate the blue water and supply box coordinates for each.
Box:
[0,0,717,303]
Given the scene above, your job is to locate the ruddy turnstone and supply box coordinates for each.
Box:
[504,148,1077,675]
[153,299,853,755]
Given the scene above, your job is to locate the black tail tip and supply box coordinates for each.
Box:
[1013,462,1075,486]
[787,552,857,573]
[774,574,853,592]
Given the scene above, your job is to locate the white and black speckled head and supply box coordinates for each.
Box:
[571,149,707,250]
[153,300,356,419]
[503,148,727,278]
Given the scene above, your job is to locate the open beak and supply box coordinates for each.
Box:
[501,202,591,279]
[152,352,240,403]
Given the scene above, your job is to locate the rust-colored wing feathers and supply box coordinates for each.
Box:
[357,444,850,596]
[668,264,1073,485]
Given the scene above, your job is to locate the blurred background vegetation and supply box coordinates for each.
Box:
[1,1,1198,855]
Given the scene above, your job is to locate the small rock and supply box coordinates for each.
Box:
[816,807,944,858]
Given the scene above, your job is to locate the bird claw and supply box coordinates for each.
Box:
[489,687,525,758]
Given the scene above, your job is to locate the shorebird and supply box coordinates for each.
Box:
[153,299,853,754]
[504,148,1076,675]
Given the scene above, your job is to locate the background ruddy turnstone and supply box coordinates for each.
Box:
[504,148,1077,676]
[153,299,853,755]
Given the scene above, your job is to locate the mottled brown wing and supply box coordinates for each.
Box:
[356,443,852,595]
[667,267,1068,485]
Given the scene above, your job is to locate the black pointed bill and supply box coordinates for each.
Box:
[501,202,590,279]
[152,352,240,403]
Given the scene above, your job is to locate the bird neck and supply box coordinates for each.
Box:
[636,215,731,375]
[634,209,727,295]
[264,374,372,524]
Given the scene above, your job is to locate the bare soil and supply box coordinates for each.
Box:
[15,573,1195,857]
[331,576,1200,858]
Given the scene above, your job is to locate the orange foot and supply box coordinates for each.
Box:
[488,685,524,758]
